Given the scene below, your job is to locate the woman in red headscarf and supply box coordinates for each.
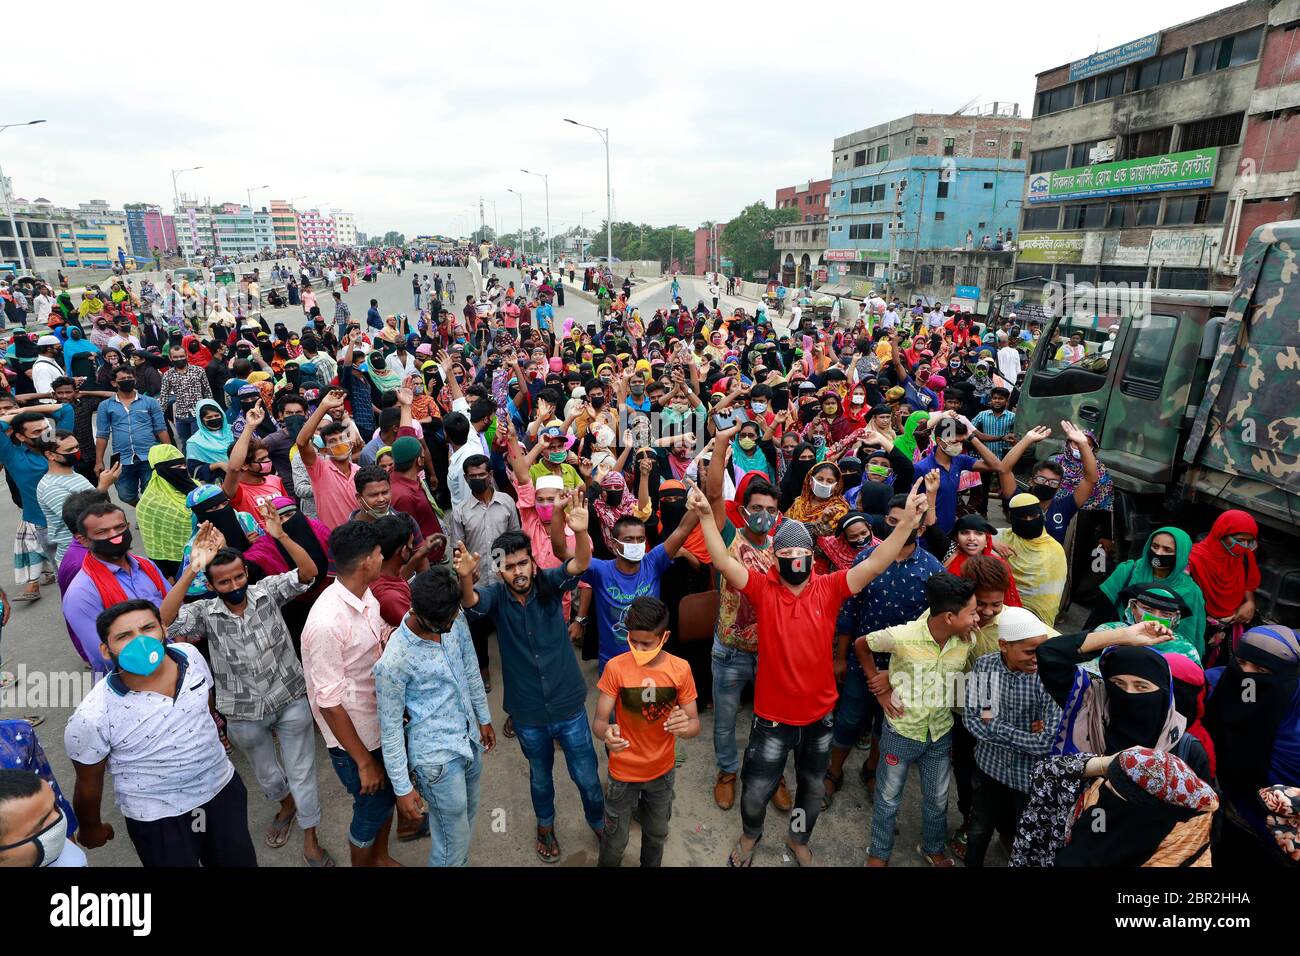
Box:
[1187,510,1261,665]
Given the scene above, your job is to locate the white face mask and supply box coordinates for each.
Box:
[620,541,646,562]
[851,394,865,405]
[941,441,964,457]
[812,480,835,500]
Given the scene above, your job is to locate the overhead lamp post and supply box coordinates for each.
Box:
[564,118,612,266]
[0,120,45,272]
[171,165,204,265]
[507,188,526,257]
[520,169,551,266]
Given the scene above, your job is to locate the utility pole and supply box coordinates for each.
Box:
[478,198,485,244]
[911,171,926,297]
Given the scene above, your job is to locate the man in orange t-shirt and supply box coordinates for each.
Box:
[593,596,699,867]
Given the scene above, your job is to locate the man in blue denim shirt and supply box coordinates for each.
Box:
[457,494,599,863]
[93,365,170,505]
[375,567,494,867]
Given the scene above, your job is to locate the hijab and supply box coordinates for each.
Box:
[1186,510,1262,619]
[779,445,817,513]
[137,444,196,561]
[786,462,848,527]
[894,410,929,460]
[266,496,331,587]
[730,427,773,485]
[186,485,252,553]
[592,469,635,552]
[1164,651,1216,778]
[187,398,234,465]
[1053,643,1186,758]
[1099,527,1207,659]
[1056,747,1217,868]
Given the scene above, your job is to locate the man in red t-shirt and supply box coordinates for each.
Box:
[222,402,286,528]
[387,435,442,542]
[689,479,927,867]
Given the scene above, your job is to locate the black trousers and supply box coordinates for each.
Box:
[468,613,492,672]
[965,767,1027,867]
[124,773,258,867]
[950,715,977,819]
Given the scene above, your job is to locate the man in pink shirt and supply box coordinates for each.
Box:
[301,520,400,867]
[297,389,360,529]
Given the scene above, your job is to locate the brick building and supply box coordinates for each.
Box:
[774,179,831,287]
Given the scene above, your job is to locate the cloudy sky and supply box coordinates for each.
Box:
[6,0,1231,239]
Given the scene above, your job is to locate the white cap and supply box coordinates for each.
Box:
[37,334,61,347]
[997,606,1048,643]
[534,475,565,491]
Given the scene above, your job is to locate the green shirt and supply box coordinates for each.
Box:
[866,618,974,742]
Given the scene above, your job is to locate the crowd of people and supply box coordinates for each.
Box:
[0,249,1296,872]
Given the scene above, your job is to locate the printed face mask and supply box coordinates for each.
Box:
[1150,552,1176,572]
[744,508,777,535]
[777,552,812,586]
[115,634,165,676]
[90,528,133,560]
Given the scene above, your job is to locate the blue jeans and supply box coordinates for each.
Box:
[412,751,481,867]
[831,657,870,749]
[710,637,757,774]
[867,726,952,862]
[328,746,396,849]
[513,709,605,830]
[173,415,196,454]
[115,459,151,504]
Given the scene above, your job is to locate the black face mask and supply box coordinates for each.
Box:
[283,414,307,438]
[239,400,259,412]
[1009,510,1044,539]
[1031,484,1057,502]
[90,528,132,560]
[605,488,624,506]
[170,359,187,369]
[218,585,248,606]
[202,416,224,431]
[589,395,605,410]
[467,476,490,494]
[798,402,819,425]
[116,377,136,393]
[777,554,812,586]
[1104,684,1170,753]
[1150,552,1176,572]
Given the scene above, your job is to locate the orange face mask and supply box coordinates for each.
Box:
[627,635,666,667]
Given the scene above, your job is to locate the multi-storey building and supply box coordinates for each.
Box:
[124,203,177,259]
[213,204,277,258]
[269,200,301,252]
[827,105,1030,296]
[1016,0,1297,292]
[332,210,357,247]
[774,178,831,286]
[298,208,337,250]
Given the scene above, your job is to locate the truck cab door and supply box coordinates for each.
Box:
[1019,311,1118,458]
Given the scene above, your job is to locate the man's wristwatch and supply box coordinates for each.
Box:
[572,616,588,627]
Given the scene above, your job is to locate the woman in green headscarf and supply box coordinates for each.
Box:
[136,444,198,579]
[894,409,932,462]
[1096,526,1208,658]
[729,419,775,485]
[365,350,404,396]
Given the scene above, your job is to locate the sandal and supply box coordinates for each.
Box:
[503,716,515,739]
[10,591,41,604]
[304,847,336,868]
[22,714,44,728]
[727,835,761,868]
[536,826,561,863]
[917,844,955,867]
[266,812,295,849]
[821,770,844,811]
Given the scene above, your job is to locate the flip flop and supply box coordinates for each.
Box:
[22,714,44,728]
[304,847,336,868]
[10,591,41,604]
[503,716,515,739]
[727,835,761,868]
[266,812,295,849]
[536,827,561,863]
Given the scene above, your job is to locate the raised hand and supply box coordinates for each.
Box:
[1060,419,1086,444]
[188,521,226,572]
[257,498,284,539]
[396,386,413,407]
[452,541,480,580]
[321,388,348,412]
[244,401,266,428]
[686,479,711,515]
[1121,619,1175,646]
[1025,425,1052,443]
[904,477,929,525]
[565,487,589,532]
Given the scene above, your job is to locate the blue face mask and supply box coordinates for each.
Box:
[116,634,166,676]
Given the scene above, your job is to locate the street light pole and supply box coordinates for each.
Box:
[507,189,525,259]
[0,120,47,272]
[564,118,612,266]
[171,164,203,265]
[520,169,551,267]
[246,184,269,257]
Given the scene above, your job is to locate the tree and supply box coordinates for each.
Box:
[719,202,799,281]
[381,230,406,247]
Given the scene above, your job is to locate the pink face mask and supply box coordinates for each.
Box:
[534,503,554,522]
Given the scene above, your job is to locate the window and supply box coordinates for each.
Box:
[1035,85,1076,116]
[848,223,884,239]
[917,136,929,145]
[854,150,867,167]
[1192,26,1264,75]
[877,144,890,162]
[1062,203,1107,229]
[935,211,945,221]
[919,264,935,284]
[940,265,956,285]
[1106,198,1161,228]
[1181,112,1243,150]
[1163,192,1228,225]
[937,181,950,199]
[983,182,994,189]
[1121,314,1178,394]
[1134,50,1186,91]
[1016,263,1055,282]
[1011,140,1023,159]
[904,137,910,146]
[1030,146,1069,173]
[1159,267,1210,290]
[1041,311,1114,374]
[943,137,956,156]
[1097,266,1149,285]
[1080,68,1127,104]
[1071,139,1107,168]
[873,183,886,202]
[1120,126,1172,161]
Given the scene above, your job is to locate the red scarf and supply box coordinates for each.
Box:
[1186,510,1261,619]
[80,551,167,607]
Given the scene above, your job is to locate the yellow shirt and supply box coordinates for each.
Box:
[867,617,975,743]
[994,529,1068,627]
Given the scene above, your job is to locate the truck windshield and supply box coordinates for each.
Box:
[1040,311,1115,375]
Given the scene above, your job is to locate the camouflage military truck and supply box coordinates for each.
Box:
[1009,221,1300,625]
